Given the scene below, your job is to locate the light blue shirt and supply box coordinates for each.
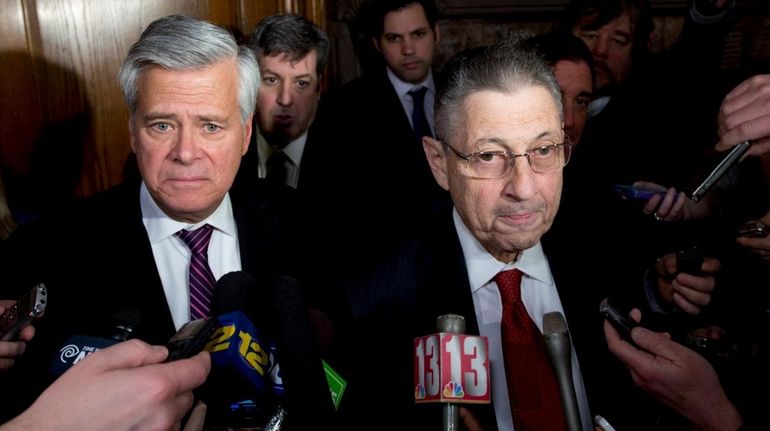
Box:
[386,67,435,135]
[453,209,593,431]
[140,182,242,329]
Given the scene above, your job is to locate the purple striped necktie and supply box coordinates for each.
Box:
[176,224,216,320]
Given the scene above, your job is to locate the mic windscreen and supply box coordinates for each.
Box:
[267,275,335,427]
[211,271,257,316]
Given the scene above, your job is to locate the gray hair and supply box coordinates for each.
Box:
[118,15,259,124]
[248,14,330,79]
[435,36,563,144]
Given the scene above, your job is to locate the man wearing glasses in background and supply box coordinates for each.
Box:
[334,39,598,430]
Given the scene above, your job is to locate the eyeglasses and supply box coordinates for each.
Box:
[442,141,573,179]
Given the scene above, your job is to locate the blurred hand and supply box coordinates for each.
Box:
[735,234,770,263]
[459,407,484,431]
[0,209,17,240]
[717,74,770,157]
[0,301,35,372]
[605,309,742,431]
[635,181,712,221]
[656,253,721,315]
[0,175,17,240]
[1,339,210,431]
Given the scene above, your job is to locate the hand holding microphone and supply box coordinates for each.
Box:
[0,300,36,372]
[49,309,143,377]
[2,339,210,431]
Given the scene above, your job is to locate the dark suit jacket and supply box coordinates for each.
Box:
[313,68,450,261]
[0,179,334,427]
[331,209,662,430]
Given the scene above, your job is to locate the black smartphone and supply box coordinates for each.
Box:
[599,300,637,342]
[612,184,665,201]
[0,283,48,341]
[165,317,217,362]
[686,141,751,202]
[676,247,705,275]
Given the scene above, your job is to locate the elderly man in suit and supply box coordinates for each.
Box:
[334,39,596,430]
[0,15,333,428]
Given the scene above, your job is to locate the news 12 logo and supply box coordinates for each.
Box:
[204,311,283,393]
[413,333,490,404]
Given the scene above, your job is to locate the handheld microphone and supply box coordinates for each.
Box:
[414,314,491,431]
[265,275,337,429]
[49,309,142,377]
[198,271,278,424]
[543,311,581,431]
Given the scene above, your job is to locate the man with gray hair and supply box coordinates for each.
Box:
[0,15,333,428]
[336,39,594,430]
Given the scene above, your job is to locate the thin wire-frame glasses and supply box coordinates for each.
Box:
[442,141,573,178]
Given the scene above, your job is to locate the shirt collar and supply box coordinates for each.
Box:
[386,67,435,100]
[140,181,238,243]
[452,208,553,293]
[256,130,307,170]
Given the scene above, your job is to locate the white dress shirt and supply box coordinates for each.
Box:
[140,182,242,330]
[453,209,593,431]
[256,131,307,189]
[386,67,435,135]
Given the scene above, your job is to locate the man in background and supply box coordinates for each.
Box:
[319,0,449,256]
[527,30,594,147]
[237,13,331,192]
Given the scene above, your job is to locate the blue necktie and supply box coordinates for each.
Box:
[409,86,433,141]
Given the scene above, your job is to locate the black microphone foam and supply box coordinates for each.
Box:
[211,271,257,315]
[267,275,336,428]
[199,271,277,427]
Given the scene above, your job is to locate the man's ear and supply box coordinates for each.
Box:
[128,117,137,153]
[423,136,449,191]
[433,23,441,45]
[372,36,382,53]
[242,113,254,156]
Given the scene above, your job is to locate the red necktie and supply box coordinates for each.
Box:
[495,269,566,431]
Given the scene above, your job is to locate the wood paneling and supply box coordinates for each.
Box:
[0,0,42,178]
[0,0,327,211]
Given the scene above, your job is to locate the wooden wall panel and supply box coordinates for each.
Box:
[0,0,42,179]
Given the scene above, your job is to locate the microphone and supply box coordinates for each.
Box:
[49,310,142,377]
[198,271,278,426]
[414,314,491,431]
[265,275,337,429]
[543,311,581,431]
